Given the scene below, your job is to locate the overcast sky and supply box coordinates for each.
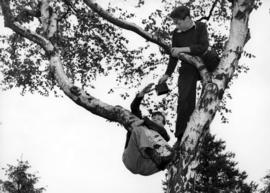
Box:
[1,1,270,193]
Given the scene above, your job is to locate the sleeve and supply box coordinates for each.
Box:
[130,94,143,118]
[143,117,170,142]
[189,22,209,55]
[165,32,178,76]
[165,56,178,76]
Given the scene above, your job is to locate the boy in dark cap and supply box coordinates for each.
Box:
[158,6,210,141]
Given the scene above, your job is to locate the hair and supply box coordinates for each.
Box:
[169,6,190,20]
[151,111,166,125]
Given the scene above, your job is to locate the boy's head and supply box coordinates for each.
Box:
[169,6,193,31]
[169,6,190,20]
[151,111,166,126]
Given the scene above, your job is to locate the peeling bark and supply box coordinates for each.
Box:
[165,0,255,192]
[40,0,51,35]
[0,0,140,131]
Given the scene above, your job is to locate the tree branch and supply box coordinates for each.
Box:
[62,0,77,15]
[38,0,58,38]
[14,8,40,23]
[197,0,220,22]
[0,0,139,131]
[0,0,48,50]
[82,0,211,82]
[83,0,170,53]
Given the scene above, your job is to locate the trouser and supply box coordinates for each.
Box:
[175,66,199,140]
[123,126,171,175]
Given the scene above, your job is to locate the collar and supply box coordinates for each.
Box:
[176,21,196,33]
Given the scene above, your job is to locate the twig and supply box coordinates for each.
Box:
[197,0,219,22]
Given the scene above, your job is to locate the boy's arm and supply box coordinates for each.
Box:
[159,32,178,84]
[130,94,144,119]
[164,56,178,77]
[189,22,209,55]
[130,83,154,118]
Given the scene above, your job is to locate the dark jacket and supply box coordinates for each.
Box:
[165,21,209,76]
[130,94,170,142]
[124,95,170,148]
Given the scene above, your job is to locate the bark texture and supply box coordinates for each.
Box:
[0,0,139,131]
[165,0,254,192]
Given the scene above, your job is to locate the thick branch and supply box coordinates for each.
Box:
[0,0,139,131]
[82,0,210,82]
[40,0,51,34]
[14,8,40,23]
[0,0,48,50]
[47,12,57,38]
[83,0,170,53]
[39,0,58,38]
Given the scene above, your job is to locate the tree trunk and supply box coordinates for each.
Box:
[166,0,254,192]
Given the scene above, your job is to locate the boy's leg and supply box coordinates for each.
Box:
[124,131,131,149]
[122,128,144,174]
[123,126,161,175]
[133,126,174,170]
[175,68,198,141]
[133,126,171,156]
[144,147,174,170]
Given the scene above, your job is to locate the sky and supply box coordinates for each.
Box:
[0,1,270,193]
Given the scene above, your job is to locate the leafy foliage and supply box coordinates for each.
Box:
[0,0,261,127]
[260,171,270,193]
[194,133,258,192]
[0,0,146,95]
[162,133,258,193]
[0,160,46,193]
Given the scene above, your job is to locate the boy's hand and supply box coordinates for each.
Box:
[129,116,144,127]
[131,119,144,127]
[171,47,184,57]
[171,47,190,57]
[158,74,169,84]
[138,83,154,97]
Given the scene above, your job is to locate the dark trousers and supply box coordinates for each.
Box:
[175,65,199,140]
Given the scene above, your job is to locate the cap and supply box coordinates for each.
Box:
[169,6,190,19]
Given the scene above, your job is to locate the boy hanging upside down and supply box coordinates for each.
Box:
[122,83,174,176]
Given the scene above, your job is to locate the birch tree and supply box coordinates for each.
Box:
[0,0,261,192]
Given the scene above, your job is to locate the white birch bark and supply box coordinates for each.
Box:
[166,0,254,192]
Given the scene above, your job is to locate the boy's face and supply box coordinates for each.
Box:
[172,16,190,31]
[151,114,165,127]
